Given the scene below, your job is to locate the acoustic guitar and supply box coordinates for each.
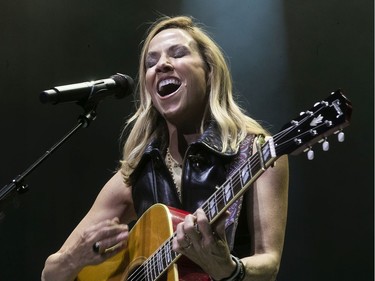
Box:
[77,90,352,281]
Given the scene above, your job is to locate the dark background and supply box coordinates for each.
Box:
[0,1,373,280]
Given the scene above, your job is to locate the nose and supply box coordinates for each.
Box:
[155,54,174,73]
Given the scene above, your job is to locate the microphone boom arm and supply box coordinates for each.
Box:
[0,102,99,219]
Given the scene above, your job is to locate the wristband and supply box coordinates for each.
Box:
[212,255,245,281]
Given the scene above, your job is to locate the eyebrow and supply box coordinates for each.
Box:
[146,44,190,58]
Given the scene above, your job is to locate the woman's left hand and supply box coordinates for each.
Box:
[172,208,236,280]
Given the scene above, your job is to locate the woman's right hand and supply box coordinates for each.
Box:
[42,171,135,281]
[68,217,129,268]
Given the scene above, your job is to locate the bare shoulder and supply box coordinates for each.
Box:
[59,171,136,251]
[246,137,289,259]
[89,170,136,224]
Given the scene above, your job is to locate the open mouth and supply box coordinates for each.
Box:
[157,78,182,97]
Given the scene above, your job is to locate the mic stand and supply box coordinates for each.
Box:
[0,101,98,218]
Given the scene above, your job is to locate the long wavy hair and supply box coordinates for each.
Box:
[120,16,265,184]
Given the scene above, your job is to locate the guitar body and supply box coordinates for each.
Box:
[77,204,209,281]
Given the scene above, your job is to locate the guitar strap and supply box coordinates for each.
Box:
[225,134,254,251]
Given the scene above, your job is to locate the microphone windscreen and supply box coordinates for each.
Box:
[111,73,134,99]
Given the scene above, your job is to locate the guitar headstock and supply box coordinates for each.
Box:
[274,89,352,158]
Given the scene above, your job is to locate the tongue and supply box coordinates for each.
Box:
[159,84,180,96]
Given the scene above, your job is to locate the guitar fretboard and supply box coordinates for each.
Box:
[200,137,276,224]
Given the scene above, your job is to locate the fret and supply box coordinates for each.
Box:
[170,241,178,260]
[250,156,261,177]
[151,254,157,281]
[158,244,169,277]
[165,242,172,264]
[207,194,218,221]
[240,161,251,187]
[161,246,169,270]
[173,250,179,259]
[216,186,225,212]
[145,263,151,281]
[223,179,234,204]
[156,249,163,275]
[261,138,276,164]
[154,239,180,281]
[262,143,271,163]
[145,260,153,281]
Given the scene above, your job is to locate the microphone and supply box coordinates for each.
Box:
[40,73,134,104]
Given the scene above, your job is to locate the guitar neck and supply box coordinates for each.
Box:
[199,90,352,225]
[199,137,277,224]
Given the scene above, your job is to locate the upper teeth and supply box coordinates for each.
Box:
[158,78,181,91]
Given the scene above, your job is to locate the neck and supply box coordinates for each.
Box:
[166,122,202,163]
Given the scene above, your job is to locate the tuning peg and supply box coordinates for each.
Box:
[338,131,345,142]
[322,139,330,151]
[307,148,314,160]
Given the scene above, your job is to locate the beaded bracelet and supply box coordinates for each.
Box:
[212,255,245,281]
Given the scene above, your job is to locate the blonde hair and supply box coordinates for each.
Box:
[121,16,265,184]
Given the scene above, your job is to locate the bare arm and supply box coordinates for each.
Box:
[41,171,137,281]
[241,154,289,281]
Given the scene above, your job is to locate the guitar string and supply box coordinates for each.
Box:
[128,104,328,280]
[127,232,177,280]
[271,104,330,149]
[128,241,176,280]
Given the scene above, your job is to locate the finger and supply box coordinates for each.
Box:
[195,208,213,240]
[174,222,191,250]
[84,217,125,239]
[95,222,128,241]
[212,211,230,241]
[182,214,201,241]
[91,240,126,263]
[101,240,126,255]
[195,209,231,249]
[95,228,129,254]
[88,219,129,257]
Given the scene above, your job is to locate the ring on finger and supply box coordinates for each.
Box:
[92,241,101,254]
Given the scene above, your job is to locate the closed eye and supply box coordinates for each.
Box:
[145,54,158,69]
[169,45,190,58]
[145,45,191,69]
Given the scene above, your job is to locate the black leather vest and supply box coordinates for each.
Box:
[129,122,253,257]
